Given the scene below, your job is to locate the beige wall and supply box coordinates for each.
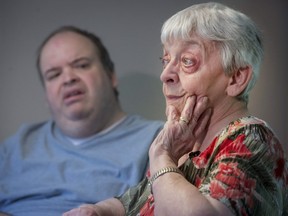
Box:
[0,0,287,152]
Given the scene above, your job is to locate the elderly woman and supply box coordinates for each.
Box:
[64,2,288,216]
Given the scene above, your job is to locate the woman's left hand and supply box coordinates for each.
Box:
[149,96,212,171]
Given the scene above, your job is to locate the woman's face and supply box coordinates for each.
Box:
[160,36,230,114]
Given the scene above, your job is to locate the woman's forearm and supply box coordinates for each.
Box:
[95,198,125,216]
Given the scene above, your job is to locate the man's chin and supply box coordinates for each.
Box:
[63,109,90,121]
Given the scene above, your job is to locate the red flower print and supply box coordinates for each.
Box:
[274,158,285,178]
[210,162,256,209]
[214,134,252,162]
[227,120,245,135]
[241,207,248,216]
[146,169,151,178]
[194,176,202,188]
[140,195,154,216]
[193,138,217,168]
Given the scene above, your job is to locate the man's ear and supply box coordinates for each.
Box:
[226,66,252,97]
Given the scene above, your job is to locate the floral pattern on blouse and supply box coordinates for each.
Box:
[118,116,288,216]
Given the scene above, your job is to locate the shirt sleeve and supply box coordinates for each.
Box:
[117,177,151,216]
[197,124,288,216]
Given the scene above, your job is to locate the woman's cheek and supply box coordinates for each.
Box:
[182,81,199,96]
[183,76,209,97]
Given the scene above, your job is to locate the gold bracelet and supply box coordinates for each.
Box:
[148,167,183,194]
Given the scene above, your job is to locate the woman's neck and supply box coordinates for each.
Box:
[200,99,249,151]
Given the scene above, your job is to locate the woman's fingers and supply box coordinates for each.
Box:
[153,95,211,163]
[190,97,209,126]
[194,108,212,137]
[181,96,211,153]
[166,105,178,122]
[179,96,209,129]
[166,95,210,133]
[179,95,196,126]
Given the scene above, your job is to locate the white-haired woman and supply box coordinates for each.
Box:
[64,2,287,216]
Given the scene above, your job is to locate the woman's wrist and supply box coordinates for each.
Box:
[149,151,177,176]
[148,167,183,194]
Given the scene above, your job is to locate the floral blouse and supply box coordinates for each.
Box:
[118,116,288,216]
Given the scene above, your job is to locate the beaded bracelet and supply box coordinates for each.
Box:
[148,167,183,194]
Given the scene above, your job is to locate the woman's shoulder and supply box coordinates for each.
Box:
[200,115,285,167]
[217,115,277,145]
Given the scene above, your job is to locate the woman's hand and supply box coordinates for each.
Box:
[63,204,100,216]
[149,96,211,170]
[62,198,125,216]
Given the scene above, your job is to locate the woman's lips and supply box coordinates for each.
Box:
[165,94,185,101]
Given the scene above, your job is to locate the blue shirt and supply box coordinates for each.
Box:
[0,115,163,216]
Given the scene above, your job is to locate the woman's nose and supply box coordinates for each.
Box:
[160,63,179,84]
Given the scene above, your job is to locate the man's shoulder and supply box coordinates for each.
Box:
[125,115,164,126]
[1,120,53,145]
[16,120,53,135]
[125,115,164,127]
[102,115,163,141]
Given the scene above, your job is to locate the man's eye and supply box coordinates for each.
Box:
[45,71,60,81]
[76,62,90,69]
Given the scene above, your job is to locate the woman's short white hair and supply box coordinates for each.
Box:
[161,2,264,102]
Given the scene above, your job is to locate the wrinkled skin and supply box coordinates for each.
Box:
[149,95,211,170]
[63,204,100,216]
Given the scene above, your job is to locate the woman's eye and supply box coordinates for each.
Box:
[160,57,169,68]
[181,57,199,73]
[182,58,195,67]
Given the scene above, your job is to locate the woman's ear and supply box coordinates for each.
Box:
[226,66,252,97]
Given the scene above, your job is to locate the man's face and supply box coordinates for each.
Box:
[39,31,117,127]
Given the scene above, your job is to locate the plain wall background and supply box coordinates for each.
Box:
[0,0,287,152]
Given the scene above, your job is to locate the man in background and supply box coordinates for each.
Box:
[0,26,163,216]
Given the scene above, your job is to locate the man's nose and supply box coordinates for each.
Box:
[63,69,79,85]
